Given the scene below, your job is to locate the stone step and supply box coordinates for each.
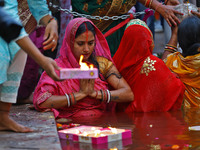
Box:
[0,104,62,150]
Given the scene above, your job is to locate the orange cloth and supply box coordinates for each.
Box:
[165,52,200,108]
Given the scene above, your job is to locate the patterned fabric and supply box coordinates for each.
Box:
[113,19,185,112]
[57,0,73,55]
[71,0,137,56]
[0,50,27,103]
[125,19,151,34]
[97,56,114,77]
[33,18,114,118]
[165,52,200,108]
[17,0,37,34]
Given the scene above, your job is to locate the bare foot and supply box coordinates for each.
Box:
[0,114,33,133]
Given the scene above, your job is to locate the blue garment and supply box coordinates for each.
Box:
[0,0,50,84]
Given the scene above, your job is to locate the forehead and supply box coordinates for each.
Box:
[75,31,95,41]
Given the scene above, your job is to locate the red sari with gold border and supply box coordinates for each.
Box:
[113,19,185,112]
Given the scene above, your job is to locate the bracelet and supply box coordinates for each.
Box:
[103,90,107,102]
[155,3,162,12]
[145,0,151,7]
[65,93,70,107]
[106,90,111,103]
[100,89,104,102]
[164,49,175,52]
[72,92,77,105]
[69,93,76,105]
[165,44,177,52]
[149,0,153,8]
[166,44,177,49]
[48,17,55,24]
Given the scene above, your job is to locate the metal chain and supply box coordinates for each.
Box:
[49,2,154,21]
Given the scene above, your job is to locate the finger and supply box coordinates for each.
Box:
[53,61,60,70]
[43,39,57,51]
[170,0,179,5]
[168,15,177,26]
[171,14,180,24]
[166,18,172,27]
[43,28,50,41]
[191,11,200,18]
[173,9,184,15]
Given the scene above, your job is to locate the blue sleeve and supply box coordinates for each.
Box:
[27,0,51,23]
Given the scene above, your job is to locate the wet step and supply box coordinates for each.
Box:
[0,104,62,150]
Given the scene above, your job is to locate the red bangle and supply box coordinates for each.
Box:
[103,90,107,102]
[145,0,151,7]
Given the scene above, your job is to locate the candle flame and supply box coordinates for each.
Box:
[110,147,118,150]
[108,127,118,134]
[79,55,94,70]
[94,130,101,137]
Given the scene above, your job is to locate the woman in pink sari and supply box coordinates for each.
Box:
[33,18,133,119]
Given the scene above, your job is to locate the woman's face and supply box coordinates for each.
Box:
[73,30,95,61]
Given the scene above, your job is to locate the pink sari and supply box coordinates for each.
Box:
[33,18,113,118]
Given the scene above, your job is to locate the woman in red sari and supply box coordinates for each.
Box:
[33,18,133,119]
[113,19,185,112]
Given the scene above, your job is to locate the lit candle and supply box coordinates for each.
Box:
[60,55,98,79]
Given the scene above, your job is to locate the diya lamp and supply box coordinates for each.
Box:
[60,55,98,79]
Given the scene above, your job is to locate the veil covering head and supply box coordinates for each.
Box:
[58,17,113,68]
[113,19,185,112]
[33,18,113,118]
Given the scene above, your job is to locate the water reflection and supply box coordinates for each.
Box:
[59,108,200,150]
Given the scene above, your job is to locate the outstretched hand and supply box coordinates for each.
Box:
[159,4,182,26]
[41,56,61,81]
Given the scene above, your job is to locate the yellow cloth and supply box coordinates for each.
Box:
[97,56,113,77]
[165,52,200,108]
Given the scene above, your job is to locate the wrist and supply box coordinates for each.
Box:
[39,15,57,26]
[78,90,87,98]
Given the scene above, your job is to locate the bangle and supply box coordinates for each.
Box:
[65,93,70,107]
[103,90,107,102]
[166,44,177,49]
[155,3,162,12]
[69,93,76,105]
[100,89,104,102]
[149,0,153,8]
[106,90,111,103]
[48,17,55,24]
[145,0,151,7]
[72,92,77,105]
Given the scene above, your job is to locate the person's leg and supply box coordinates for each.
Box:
[0,101,32,132]
[0,50,32,132]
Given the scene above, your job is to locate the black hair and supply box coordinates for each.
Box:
[178,16,200,57]
[75,21,95,38]
[75,21,104,80]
